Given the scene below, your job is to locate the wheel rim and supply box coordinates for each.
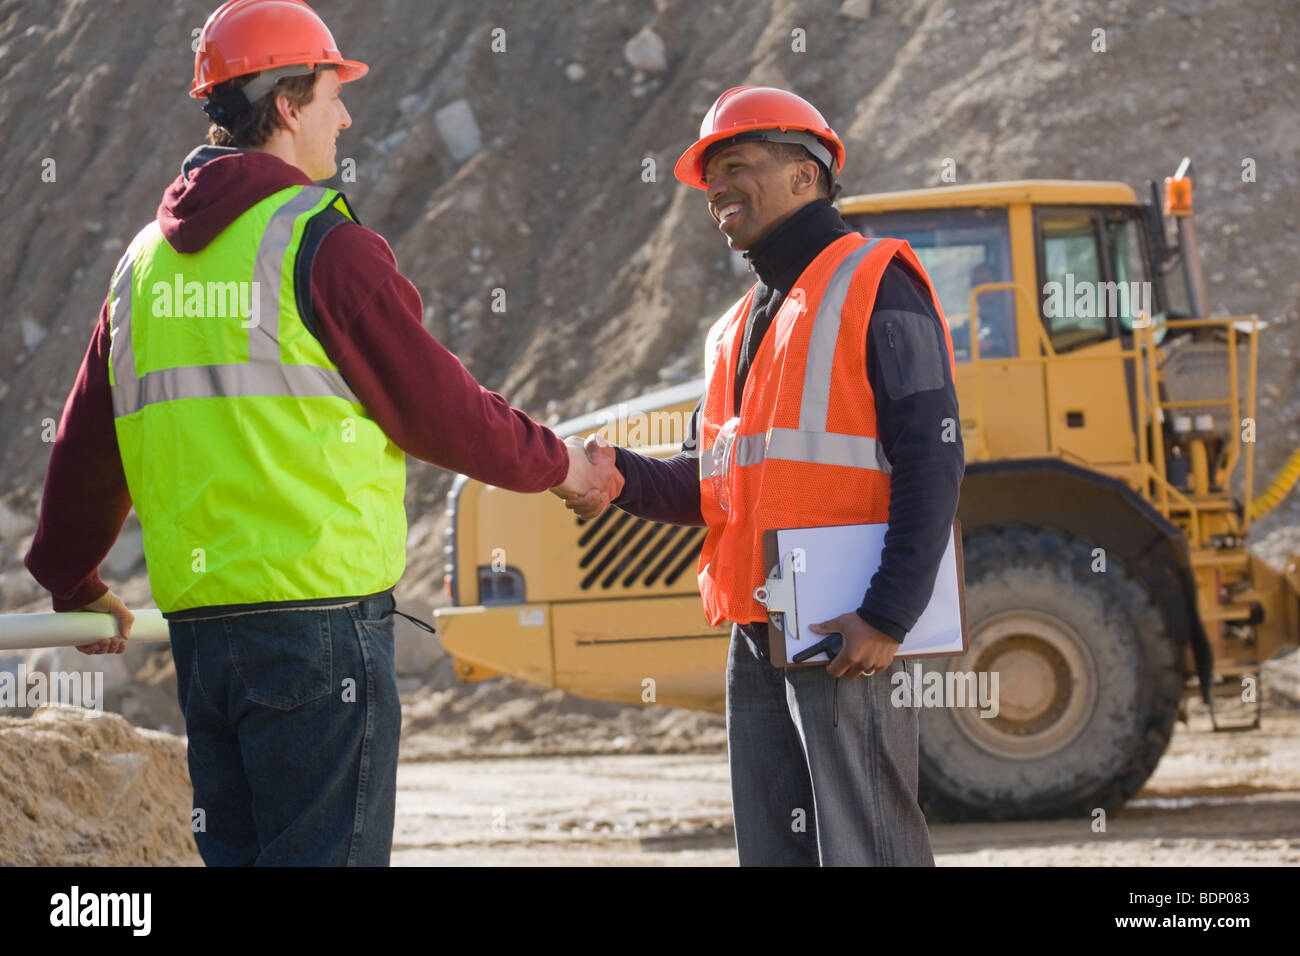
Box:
[949,610,1099,760]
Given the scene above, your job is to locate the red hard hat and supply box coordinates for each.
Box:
[190,0,368,99]
[674,86,846,190]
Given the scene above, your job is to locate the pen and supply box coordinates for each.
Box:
[791,632,843,663]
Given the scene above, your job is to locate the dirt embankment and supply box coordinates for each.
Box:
[0,706,199,866]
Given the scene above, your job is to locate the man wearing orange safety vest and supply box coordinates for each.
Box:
[568,88,963,865]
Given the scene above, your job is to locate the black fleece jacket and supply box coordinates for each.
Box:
[612,199,964,642]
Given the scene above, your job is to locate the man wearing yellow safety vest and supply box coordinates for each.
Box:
[24,0,619,866]
[569,88,963,865]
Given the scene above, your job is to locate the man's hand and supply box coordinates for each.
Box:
[810,611,899,679]
[550,434,623,518]
[561,435,622,519]
[73,590,133,655]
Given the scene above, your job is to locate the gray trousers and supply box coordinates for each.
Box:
[725,624,935,866]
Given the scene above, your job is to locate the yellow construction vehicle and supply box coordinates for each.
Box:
[435,158,1300,821]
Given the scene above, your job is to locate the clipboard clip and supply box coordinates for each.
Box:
[752,550,802,639]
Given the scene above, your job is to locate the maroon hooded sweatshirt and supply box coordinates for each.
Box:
[24,147,568,612]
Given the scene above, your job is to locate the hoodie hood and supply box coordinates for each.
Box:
[157,146,314,254]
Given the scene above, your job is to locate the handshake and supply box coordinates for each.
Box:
[550,435,623,520]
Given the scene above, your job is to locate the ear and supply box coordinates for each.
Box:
[790,159,820,197]
[273,92,302,133]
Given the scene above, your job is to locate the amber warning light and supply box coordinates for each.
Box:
[1164,163,1194,218]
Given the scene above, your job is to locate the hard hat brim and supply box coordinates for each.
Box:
[191,56,369,99]
[335,59,369,84]
[674,125,844,190]
[674,127,750,190]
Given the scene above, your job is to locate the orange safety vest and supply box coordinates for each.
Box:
[696,232,956,626]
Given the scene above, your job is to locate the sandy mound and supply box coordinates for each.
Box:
[0,707,199,866]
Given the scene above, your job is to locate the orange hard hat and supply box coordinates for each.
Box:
[190,0,368,100]
[674,86,846,190]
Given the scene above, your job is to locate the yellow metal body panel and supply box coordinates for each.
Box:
[451,390,703,608]
[450,481,481,606]
[840,180,1140,214]
[1242,553,1300,664]
[1044,338,1135,464]
[551,598,729,710]
[951,201,1052,459]
[436,604,553,687]
[440,385,722,703]
[469,487,702,603]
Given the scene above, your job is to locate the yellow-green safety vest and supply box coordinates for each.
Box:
[107,185,406,615]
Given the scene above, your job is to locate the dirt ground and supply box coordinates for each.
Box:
[391,704,1300,866]
[3,696,1297,866]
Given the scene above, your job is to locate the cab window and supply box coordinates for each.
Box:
[1107,215,1162,334]
[1039,214,1108,351]
[1036,208,1163,352]
[851,207,1015,361]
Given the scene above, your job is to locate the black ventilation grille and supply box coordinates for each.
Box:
[576,509,706,591]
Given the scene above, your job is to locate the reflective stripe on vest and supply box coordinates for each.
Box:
[109,187,358,416]
[700,427,893,478]
[698,238,892,480]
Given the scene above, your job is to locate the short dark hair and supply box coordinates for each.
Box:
[763,141,833,198]
[204,69,326,149]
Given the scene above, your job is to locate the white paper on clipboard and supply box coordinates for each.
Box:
[761,522,966,663]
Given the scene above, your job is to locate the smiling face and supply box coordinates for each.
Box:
[702,140,822,251]
[281,68,351,181]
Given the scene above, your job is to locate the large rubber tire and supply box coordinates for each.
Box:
[916,525,1183,822]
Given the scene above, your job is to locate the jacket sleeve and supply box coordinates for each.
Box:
[610,396,705,527]
[310,223,570,493]
[856,260,965,641]
[23,299,134,611]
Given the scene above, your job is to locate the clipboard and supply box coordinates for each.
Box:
[754,519,968,667]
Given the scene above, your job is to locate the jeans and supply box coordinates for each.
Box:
[726,624,934,866]
[168,591,401,866]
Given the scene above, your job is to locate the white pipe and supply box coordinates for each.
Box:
[0,610,170,652]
